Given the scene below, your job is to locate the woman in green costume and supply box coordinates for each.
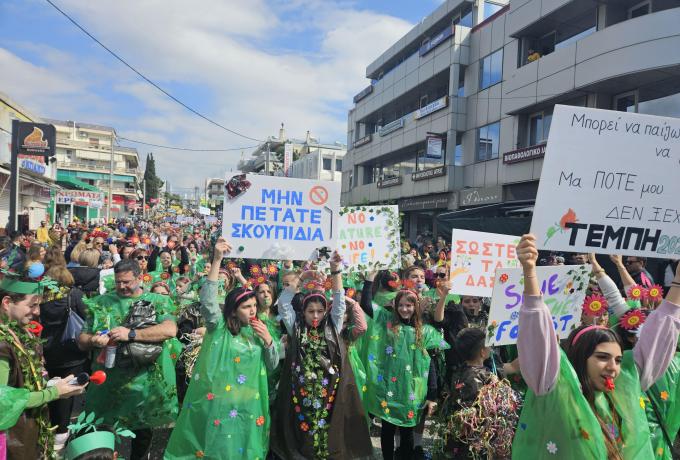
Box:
[165,238,279,460]
[271,253,373,460]
[512,234,680,459]
[0,275,87,459]
[358,277,449,460]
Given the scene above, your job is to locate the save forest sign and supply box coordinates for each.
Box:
[222,174,340,260]
[532,105,680,257]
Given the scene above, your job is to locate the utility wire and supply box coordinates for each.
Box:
[44,0,264,143]
[118,136,257,152]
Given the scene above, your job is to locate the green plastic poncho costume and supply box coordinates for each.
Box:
[646,352,680,459]
[165,280,278,460]
[361,304,449,427]
[511,350,653,459]
[83,291,180,430]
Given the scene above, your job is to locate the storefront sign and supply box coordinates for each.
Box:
[56,190,104,208]
[19,156,47,175]
[503,143,547,164]
[379,119,404,136]
[414,96,448,120]
[353,134,372,148]
[412,165,446,181]
[353,85,374,103]
[420,25,454,56]
[459,186,503,207]
[399,193,450,211]
[15,122,56,157]
[426,136,443,159]
[377,176,402,188]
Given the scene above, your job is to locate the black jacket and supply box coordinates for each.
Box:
[69,266,101,296]
[40,287,89,370]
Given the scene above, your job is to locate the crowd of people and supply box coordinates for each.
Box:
[0,216,678,459]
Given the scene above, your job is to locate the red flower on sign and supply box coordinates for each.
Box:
[559,208,578,230]
[499,273,509,284]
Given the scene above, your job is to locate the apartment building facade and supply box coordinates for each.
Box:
[343,0,680,240]
[47,119,142,222]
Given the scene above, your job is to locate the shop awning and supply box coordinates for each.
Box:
[0,166,62,191]
[56,171,101,192]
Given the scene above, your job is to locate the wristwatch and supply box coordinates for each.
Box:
[128,329,137,342]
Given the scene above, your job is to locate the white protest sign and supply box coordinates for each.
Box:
[532,105,680,257]
[222,174,340,260]
[449,230,520,297]
[199,206,211,216]
[486,264,590,346]
[336,205,400,272]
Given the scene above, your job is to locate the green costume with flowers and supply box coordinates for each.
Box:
[512,350,653,459]
[362,304,449,427]
[82,292,180,429]
[646,352,680,459]
[165,280,277,460]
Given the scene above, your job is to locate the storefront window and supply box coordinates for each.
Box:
[477,122,500,161]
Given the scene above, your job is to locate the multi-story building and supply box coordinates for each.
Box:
[47,119,142,221]
[205,178,224,207]
[239,125,346,180]
[344,0,680,240]
[0,91,59,230]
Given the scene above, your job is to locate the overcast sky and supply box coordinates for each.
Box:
[0,0,444,193]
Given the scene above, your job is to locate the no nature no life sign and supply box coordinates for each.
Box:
[222,174,340,261]
[531,105,680,258]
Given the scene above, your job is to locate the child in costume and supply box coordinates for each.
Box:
[359,274,449,460]
[512,234,680,459]
[165,238,279,460]
[0,274,87,459]
[64,411,135,460]
[272,252,373,460]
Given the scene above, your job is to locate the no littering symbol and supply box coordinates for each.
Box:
[309,186,328,205]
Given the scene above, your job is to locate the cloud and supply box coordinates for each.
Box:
[2,0,413,188]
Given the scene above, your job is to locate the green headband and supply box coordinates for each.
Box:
[65,431,115,460]
[0,275,59,295]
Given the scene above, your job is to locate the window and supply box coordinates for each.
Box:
[528,112,552,145]
[454,133,464,166]
[477,122,500,161]
[459,5,473,27]
[480,49,503,90]
[419,95,429,109]
[457,68,465,97]
[629,1,650,19]
[335,159,343,171]
[614,91,638,113]
[483,1,504,20]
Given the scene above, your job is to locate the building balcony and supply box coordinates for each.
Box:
[56,161,139,176]
[501,7,680,115]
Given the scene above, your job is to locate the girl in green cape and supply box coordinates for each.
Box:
[271,253,373,460]
[165,238,279,460]
[359,273,449,460]
[512,234,680,459]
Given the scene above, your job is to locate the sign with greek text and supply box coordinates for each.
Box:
[449,230,520,297]
[485,264,590,346]
[532,105,680,257]
[222,174,340,260]
[199,206,211,216]
[336,206,400,273]
[56,190,104,208]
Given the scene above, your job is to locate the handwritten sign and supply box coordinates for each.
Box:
[222,174,340,260]
[336,206,400,273]
[449,230,520,297]
[532,105,680,257]
[486,265,590,346]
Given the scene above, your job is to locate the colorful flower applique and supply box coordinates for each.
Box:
[229,409,238,418]
[237,374,247,384]
[256,416,265,426]
[206,393,215,400]
[660,391,669,401]
[546,441,558,455]
[582,294,608,316]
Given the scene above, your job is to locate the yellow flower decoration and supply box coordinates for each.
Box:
[225,385,231,392]
[234,357,241,363]
[381,400,388,408]
[657,447,664,456]
[362,385,367,392]
[639,397,646,409]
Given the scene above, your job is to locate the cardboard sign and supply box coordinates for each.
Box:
[449,230,520,297]
[532,105,680,257]
[199,206,211,216]
[486,264,590,346]
[337,206,400,273]
[222,174,340,260]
